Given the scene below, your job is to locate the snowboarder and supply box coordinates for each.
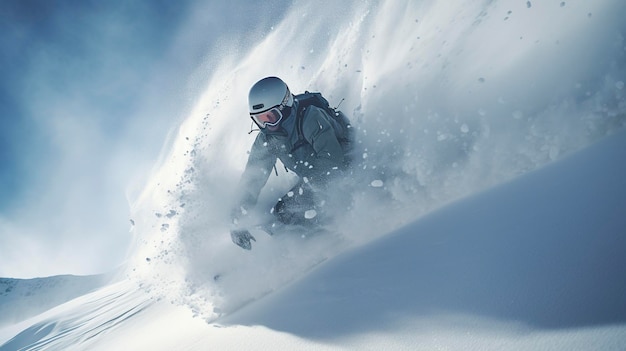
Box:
[230,76,353,250]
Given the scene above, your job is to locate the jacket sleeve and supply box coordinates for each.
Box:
[301,106,345,185]
[233,134,276,220]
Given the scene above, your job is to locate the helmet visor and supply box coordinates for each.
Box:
[251,107,283,128]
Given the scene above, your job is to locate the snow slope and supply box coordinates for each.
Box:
[220,130,626,344]
[1,126,624,351]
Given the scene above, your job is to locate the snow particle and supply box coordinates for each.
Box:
[370,180,384,187]
[305,210,317,219]
[616,81,624,90]
[560,2,566,7]
[526,1,532,8]
[460,124,470,133]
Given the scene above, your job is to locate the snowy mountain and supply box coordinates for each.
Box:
[1,0,625,350]
[0,274,111,328]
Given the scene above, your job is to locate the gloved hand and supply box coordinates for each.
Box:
[230,228,256,250]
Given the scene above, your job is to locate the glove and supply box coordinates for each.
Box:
[230,229,256,250]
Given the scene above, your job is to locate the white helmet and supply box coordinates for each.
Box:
[248,76,293,113]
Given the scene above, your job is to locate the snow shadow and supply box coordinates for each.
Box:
[0,322,57,351]
[220,131,626,339]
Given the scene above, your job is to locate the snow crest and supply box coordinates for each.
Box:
[124,0,626,320]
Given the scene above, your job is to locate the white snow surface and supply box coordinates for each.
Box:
[2,0,626,349]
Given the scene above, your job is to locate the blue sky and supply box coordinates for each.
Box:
[0,0,201,277]
[1,1,190,206]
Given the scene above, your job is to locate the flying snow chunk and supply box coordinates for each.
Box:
[305,210,317,219]
[370,180,384,187]
[460,124,470,133]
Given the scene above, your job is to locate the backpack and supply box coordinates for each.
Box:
[292,91,353,151]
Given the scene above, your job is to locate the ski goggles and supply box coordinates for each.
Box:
[250,106,283,128]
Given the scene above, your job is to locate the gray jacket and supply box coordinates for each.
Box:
[235,101,351,212]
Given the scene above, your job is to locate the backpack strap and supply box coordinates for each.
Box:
[291,101,308,152]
